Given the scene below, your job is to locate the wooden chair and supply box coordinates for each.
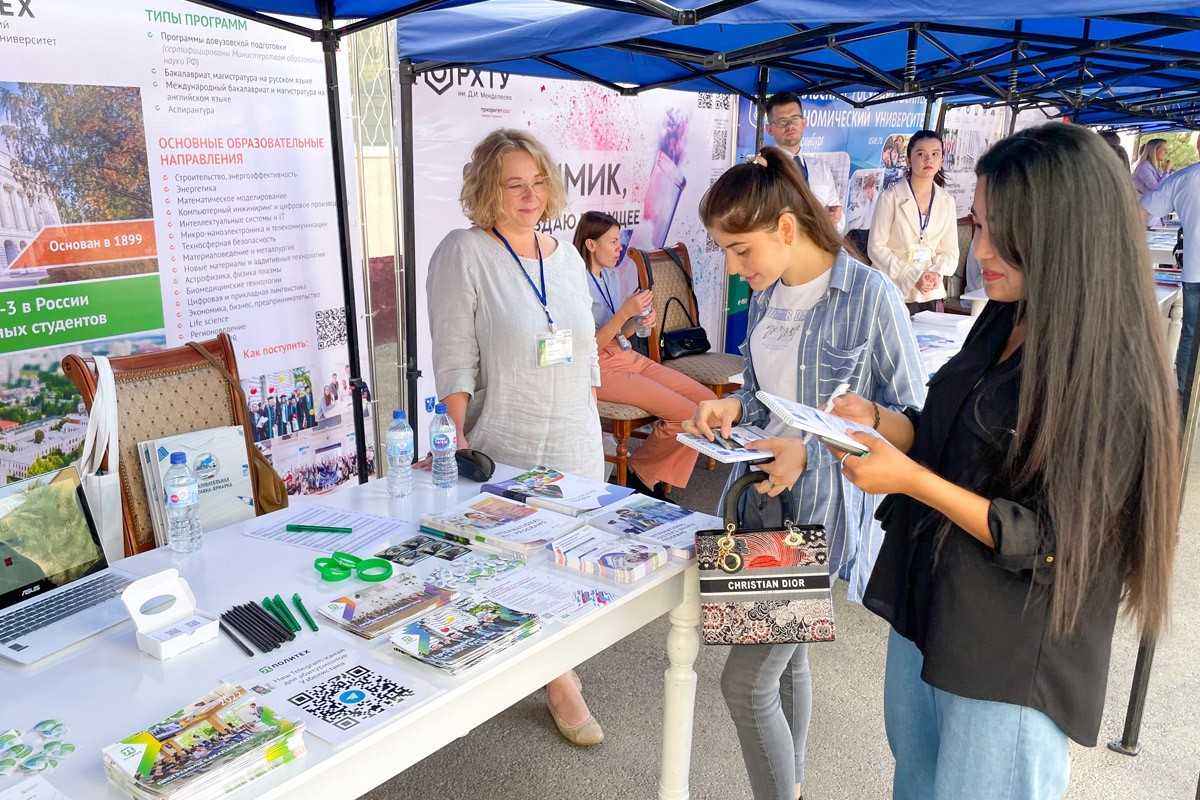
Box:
[629,243,743,399]
[597,400,655,487]
[62,334,268,557]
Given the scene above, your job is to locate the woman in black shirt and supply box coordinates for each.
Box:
[830,124,1180,799]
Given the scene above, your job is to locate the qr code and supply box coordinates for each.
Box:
[697,93,714,109]
[711,128,729,161]
[315,306,347,351]
[287,664,415,731]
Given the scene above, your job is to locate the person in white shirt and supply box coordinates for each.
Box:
[764,92,844,232]
[868,130,960,311]
[1142,135,1200,407]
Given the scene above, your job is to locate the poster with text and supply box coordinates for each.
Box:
[0,1,368,492]
[407,69,736,435]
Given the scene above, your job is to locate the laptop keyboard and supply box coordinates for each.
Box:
[0,573,131,644]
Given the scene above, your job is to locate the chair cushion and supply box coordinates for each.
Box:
[666,353,744,387]
[597,400,652,420]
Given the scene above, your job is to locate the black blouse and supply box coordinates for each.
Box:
[864,300,1124,746]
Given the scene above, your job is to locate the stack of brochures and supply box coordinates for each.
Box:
[587,495,722,559]
[419,493,583,558]
[101,683,306,800]
[550,527,669,583]
[481,465,634,516]
[390,595,540,674]
[675,424,773,464]
[318,577,457,639]
[139,426,256,547]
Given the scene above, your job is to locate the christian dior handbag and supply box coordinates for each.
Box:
[696,473,835,646]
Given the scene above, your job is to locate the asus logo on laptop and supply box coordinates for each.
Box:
[20,585,40,598]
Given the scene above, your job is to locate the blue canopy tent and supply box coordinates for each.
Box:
[182,0,1197,761]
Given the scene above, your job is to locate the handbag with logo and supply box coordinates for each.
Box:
[638,247,711,361]
[695,472,835,645]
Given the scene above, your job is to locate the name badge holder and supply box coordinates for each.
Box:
[590,271,631,351]
[908,179,935,272]
[493,228,574,367]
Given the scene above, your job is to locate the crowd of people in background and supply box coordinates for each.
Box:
[283,452,374,495]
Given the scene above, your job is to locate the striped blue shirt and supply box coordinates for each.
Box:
[721,251,928,603]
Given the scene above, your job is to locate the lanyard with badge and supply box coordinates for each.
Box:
[589,271,631,351]
[907,178,935,271]
[493,227,574,367]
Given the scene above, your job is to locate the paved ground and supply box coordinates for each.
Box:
[366,460,1200,800]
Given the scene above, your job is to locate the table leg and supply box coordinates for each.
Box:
[1168,294,1184,365]
[659,566,700,800]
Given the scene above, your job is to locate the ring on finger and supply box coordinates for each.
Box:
[839,453,852,468]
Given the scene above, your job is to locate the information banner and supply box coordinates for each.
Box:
[0,1,368,493]
[407,69,736,434]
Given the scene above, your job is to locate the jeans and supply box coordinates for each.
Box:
[884,629,1070,800]
[1177,282,1200,409]
[720,644,812,800]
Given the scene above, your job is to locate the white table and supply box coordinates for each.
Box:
[1,468,702,800]
[1147,229,1179,267]
[959,286,1184,360]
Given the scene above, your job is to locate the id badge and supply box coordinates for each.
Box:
[616,334,633,352]
[536,328,574,367]
[911,244,933,270]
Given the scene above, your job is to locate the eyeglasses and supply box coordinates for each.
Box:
[769,114,804,129]
[502,177,550,195]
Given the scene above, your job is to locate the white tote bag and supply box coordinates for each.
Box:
[78,356,124,563]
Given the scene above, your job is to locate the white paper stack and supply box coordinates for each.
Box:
[550,526,669,583]
[138,426,255,546]
[390,595,540,674]
[101,684,305,800]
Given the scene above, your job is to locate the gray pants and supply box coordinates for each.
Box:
[720,643,812,800]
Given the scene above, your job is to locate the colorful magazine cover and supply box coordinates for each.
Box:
[391,596,539,673]
[482,465,633,516]
[318,578,457,639]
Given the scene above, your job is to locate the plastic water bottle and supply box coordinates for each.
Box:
[430,403,458,489]
[636,314,652,339]
[385,409,414,498]
[163,452,202,553]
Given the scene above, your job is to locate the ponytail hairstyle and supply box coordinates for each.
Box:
[907,130,947,187]
[573,211,620,270]
[699,146,843,255]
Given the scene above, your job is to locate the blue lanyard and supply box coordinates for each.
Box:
[908,179,933,237]
[589,270,616,314]
[492,227,554,328]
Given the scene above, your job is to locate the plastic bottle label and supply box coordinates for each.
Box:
[386,442,412,460]
[165,485,199,508]
[431,432,452,453]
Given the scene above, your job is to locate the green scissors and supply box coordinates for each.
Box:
[313,550,393,583]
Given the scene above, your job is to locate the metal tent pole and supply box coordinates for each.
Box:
[754,66,769,150]
[319,0,370,484]
[397,61,422,444]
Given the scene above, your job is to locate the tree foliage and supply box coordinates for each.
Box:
[1,83,151,224]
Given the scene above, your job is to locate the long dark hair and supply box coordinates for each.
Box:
[573,210,620,270]
[907,130,947,187]
[976,123,1179,638]
[699,146,843,255]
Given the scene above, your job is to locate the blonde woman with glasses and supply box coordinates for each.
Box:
[427,129,603,746]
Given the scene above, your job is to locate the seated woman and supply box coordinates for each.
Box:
[868,130,960,313]
[573,211,716,495]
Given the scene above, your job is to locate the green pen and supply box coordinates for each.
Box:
[292,593,319,632]
[262,596,295,632]
[273,594,302,632]
[286,524,353,534]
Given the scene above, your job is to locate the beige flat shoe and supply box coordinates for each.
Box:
[569,669,582,690]
[548,702,604,747]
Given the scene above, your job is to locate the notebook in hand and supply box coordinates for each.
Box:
[754,390,874,456]
[675,424,773,464]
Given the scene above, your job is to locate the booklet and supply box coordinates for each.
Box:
[675,424,773,464]
[138,426,255,546]
[754,390,874,456]
[586,494,720,559]
[318,577,457,639]
[418,494,583,558]
[482,465,633,516]
[390,596,540,674]
[550,526,669,584]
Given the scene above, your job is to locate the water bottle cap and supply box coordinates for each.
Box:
[170,452,186,465]
[434,403,448,414]
[392,409,406,421]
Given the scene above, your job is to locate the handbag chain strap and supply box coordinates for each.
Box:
[717,518,804,574]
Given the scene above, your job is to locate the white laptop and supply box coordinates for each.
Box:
[0,465,134,665]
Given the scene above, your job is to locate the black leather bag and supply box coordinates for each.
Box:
[638,247,711,361]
